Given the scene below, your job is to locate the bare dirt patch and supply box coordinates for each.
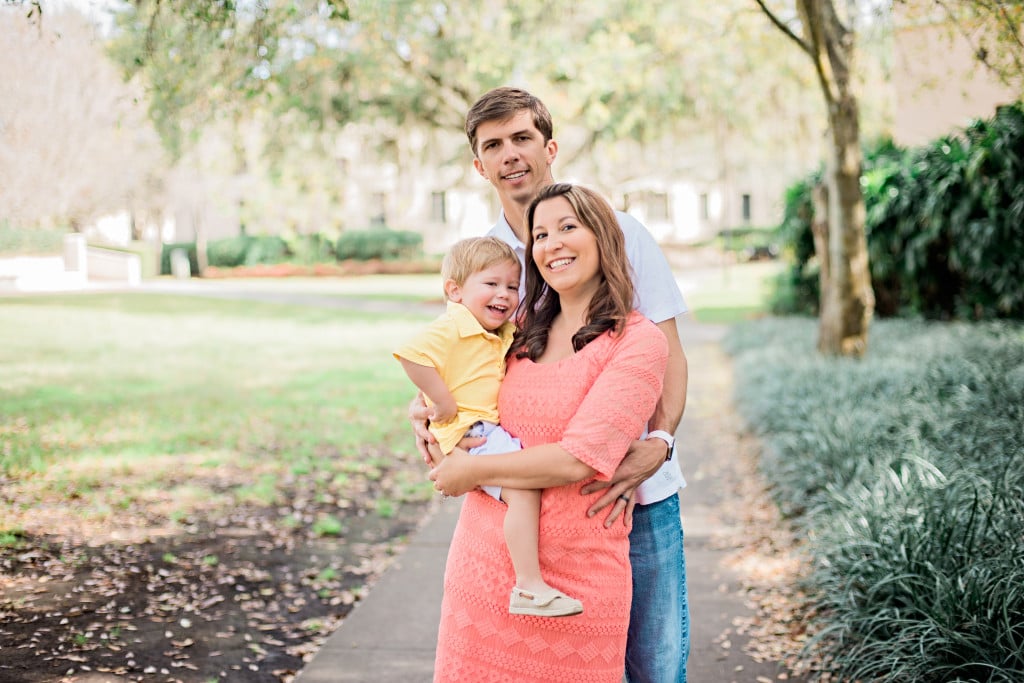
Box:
[0,462,435,683]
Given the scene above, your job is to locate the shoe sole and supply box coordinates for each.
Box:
[509,605,584,617]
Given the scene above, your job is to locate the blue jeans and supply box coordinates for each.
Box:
[625,492,689,683]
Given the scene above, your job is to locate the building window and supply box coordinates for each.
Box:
[648,192,669,222]
[431,191,447,223]
[741,193,752,223]
[700,193,710,221]
[370,192,387,227]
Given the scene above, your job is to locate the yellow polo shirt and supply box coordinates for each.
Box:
[394,301,516,454]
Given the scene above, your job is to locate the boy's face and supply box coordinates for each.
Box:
[473,109,557,210]
[446,260,521,332]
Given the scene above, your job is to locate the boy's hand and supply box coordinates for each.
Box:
[429,398,458,426]
[455,434,487,451]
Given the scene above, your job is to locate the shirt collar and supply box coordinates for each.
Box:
[493,212,525,252]
[492,213,528,295]
[446,301,515,346]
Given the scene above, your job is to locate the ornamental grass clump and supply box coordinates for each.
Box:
[726,318,1024,682]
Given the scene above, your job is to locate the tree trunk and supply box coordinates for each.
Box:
[818,90,874,356]
[789,0,874,357]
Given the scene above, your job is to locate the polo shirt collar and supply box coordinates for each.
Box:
[446,301,514,343]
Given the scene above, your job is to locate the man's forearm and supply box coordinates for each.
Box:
[650,317,687,434]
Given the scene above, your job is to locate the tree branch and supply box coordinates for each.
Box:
[795,0,840,105]
[934,0,1020,88]
[753,0,813,56]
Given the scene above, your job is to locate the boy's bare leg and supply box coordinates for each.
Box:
[501,488,551,594]
[427,442,446,468]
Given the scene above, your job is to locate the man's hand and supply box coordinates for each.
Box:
[580,437,669,528]
[408,393,437,466]
[429,447,478,497]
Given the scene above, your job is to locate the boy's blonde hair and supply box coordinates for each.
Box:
[441,237,520,299]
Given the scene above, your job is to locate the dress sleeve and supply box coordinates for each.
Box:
[558,316,669,479]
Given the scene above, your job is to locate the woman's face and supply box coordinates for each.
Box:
[530,195,600,299]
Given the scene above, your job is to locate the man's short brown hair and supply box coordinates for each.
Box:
[465,87,554,158]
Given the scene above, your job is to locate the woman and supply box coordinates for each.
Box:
[429,183,669,682]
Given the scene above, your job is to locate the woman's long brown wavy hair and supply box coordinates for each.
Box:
[514,183,635,361]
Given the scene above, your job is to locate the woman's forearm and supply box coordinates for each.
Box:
[431,443,597,496]
[480,443,596,489]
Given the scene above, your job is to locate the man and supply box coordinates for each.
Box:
[415,87,690,682]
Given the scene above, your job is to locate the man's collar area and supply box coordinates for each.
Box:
[495,213,525,249]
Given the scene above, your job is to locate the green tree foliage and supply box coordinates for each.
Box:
[105,0,819,163]
[912,0,1024,93]
[107,0,351,159]
[773,102,1024,320]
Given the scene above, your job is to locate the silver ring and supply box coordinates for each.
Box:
[618,494,630,502]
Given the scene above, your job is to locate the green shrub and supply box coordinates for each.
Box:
[0,223,68,256]
[244,235,289,265]
[206,236,253,268]
[335,229,422,261]
[767,174,820,315]
[726,318,1024,681]
[772,102,1024,320]
[949,104,1024,318]
[284,233,334,264]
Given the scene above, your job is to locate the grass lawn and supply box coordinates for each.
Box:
[0,260,780,528]
[0,288,448,679]
[681,261,783,324]
[0,291,437,530]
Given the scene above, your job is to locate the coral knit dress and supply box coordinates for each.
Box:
[434,313,668,683]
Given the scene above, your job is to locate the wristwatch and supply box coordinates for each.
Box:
[647,430,676,461]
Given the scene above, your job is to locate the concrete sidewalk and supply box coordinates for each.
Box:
[297,320,803,683]
[296,498,459,682]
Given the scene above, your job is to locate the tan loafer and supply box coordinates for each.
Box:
[509,587,584,617]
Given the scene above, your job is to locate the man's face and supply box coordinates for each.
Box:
[473,110,557,210]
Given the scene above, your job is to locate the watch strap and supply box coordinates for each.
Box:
[647,430,675,460]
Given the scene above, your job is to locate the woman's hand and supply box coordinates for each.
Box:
[429,447,479,497]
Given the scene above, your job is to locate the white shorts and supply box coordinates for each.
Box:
[466,421,521,501]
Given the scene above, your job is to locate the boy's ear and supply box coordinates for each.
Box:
[443,279,461,302]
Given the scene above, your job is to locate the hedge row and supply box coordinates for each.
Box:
[159,229,423,275]
[772,102,1024,320]
[726,317,1024,682]
[0,224,68,256]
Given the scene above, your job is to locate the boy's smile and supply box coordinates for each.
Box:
[446,260,521,332]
